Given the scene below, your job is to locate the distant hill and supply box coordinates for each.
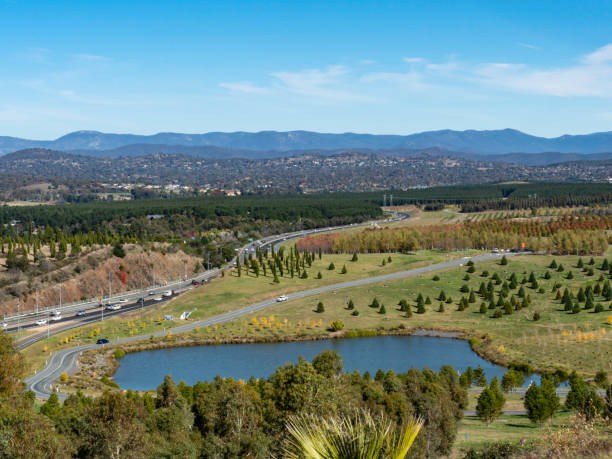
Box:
[1,148,610,193]
[2,128,612,156]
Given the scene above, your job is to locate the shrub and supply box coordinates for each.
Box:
[341,264,347,274]
[432,274,440,281]
[533,311,541,321]
[328,262,335,270]
[316,271,322,279]
[114,349,126,359]
[100,375,119,389]
[347,299,355,310]
[329,320,344,331]
[351,310,360,316]
[60,372,68,382]
[351,252,358,262]
[112,243,126,258]
[316,302,325,313]
[493,309,503,318]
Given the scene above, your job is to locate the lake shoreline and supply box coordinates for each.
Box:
[64,325,517,395]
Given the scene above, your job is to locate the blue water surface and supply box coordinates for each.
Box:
[113,335,536,391]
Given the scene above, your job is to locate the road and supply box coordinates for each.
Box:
[26,250,513,399]
[6,211,409,336]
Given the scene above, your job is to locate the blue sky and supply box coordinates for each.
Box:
[1,0,611,138]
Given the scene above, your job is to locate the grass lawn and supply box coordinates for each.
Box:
[21,250,479,374]
[453,411,572,454]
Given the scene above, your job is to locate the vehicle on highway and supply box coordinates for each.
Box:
[36,319,47,326]
[76,310,87,316]
[118,298,129,303]
[0,322,7,330]
[148,291,156,295]
[105,304,121,311]
[50,311,62,321]
[191,280,200,286]
[137,297,145,303]
[276,295,288,302]
[153,296,163,301]
[162,290,173,297]
[96,338,109,344]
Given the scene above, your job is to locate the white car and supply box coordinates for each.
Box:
[0,322,7,330]
[36,319,47,326]
[162,290,173,297]
[118,298,129,303]
[276,295,288,302]
[105,304,121,311]
[153,296,163,301]
[50,313,62,321]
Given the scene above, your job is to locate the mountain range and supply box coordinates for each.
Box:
[2,128,612,159]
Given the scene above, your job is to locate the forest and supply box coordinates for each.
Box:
[0,194,382,235]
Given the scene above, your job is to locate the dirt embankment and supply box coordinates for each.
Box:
[0,245,202,315]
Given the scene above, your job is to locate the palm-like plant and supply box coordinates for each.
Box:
[284,410,423,459]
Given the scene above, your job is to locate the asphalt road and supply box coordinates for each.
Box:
[9,212,409,337]
[26,250,513,399]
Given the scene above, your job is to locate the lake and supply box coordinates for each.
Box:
[113,335,536,391]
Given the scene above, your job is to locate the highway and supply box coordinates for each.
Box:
[6,211,408,338]
[26,250,514,399]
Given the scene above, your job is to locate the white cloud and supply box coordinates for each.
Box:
[517,42,540,50]
[361,71,426,89]
[70,53,112,62]
[403,57,424,63]
[583,43,612,64]
[359,59,376,65]
[219,81,272,94]
[474,44,612,97]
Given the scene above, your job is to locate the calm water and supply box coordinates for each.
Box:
[114,336,533,391]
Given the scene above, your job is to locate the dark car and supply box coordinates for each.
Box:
[191,280,200,285]
[137,297,145,303]
[96,338,109,344]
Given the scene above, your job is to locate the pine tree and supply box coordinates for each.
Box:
[438,290,446,301]
[351,252,358,262]
[577,258,584,269]
[341,265,347,274]
[316,302,325,313]
[370,297,380,308]
[316,271,322,279]
[479,302,487,313]
[379,304,386,314]
[438,302,445,313]
[347,299,355,310]
[500,255,508,265]
[328,262,335,270]
[476,377,505,424]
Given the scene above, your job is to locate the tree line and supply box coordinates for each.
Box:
[297,215,612,255]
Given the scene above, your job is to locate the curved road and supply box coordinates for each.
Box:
[26,250,515,399]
